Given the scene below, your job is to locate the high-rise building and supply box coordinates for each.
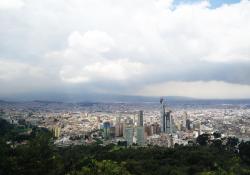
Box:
[115,123,123,137]
[124,126,134,145]
[182,112,188,129]
[136,126,144,145]
[186,119,191,131]
[116,115,121,124]
[103,122,111,140]
[138,110,143,126]
[52,126,61,138]
[151,123,161,135]
[115,114,123,137]
[110,126,116,138]
[145,124,152,136]
[160,98,173,134]
[97,116,101,123]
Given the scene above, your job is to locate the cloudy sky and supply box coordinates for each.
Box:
[0,0,250,100]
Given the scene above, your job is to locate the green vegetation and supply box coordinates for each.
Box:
[1,118,250,175]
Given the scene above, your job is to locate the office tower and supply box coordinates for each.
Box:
[160,98,165,132]
[151,123,161,135]
[116,115,121,124]
[110,126,116,138]
[52,126,61,138]
[160,98,173,134]
[103,122,111,140]
[136,126,144,145]
[193,120,201,135]
[165,111,173,133]
[186,119,191,131]
[128,118,134,125]
[145,124,152,136]
[182,112,188,128]
[115,115,123,137]
[97,116,101,123]
[138,110,143,126]
[115,123,123,137]
[124,126,134,145]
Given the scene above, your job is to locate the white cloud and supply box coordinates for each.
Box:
[47,30,145,83]
[68,30,115,53]
[137,81,250,99]
[0,0,250,98]
[0,0,24,9]
[0,59,44,80]
[60,59,144,83]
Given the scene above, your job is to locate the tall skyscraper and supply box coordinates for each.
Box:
[136,126,144,145]
[145,124,152,136]
[110,126,116,138]
[186,119,191,131]
[116,115,121,124]
[103,122,111,140]
[52,126,61,138]
[138,110,143,126]
[115,123,123,137]
[160,98,173,134]
[124,126,134,145]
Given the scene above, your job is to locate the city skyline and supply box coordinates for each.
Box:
[0,0,250,100]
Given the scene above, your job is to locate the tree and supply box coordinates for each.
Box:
[239,141,250,165]
[72,160,131,175]
[226,137,239,152]
[213,132,221,139]
[197,134,210,146]
[211,139,222,149]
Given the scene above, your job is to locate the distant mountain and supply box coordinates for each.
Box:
[0,92,195,103]
[32,100,63,104]
[1,93,250,104]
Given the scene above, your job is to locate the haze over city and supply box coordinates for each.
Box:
[0,0,250,101]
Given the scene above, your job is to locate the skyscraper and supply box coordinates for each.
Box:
[135,111,144,145]
[52,126,61,138]
[103,122,111,140]
[160,98,173,134]
[138,110,143,126]
[124,126,134,145]
[186,119,191,131]
[136,126,144,145]
[115,123,123,137]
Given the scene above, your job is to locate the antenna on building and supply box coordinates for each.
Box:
[160,97,164,104]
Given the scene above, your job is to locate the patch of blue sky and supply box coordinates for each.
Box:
[173,0,241,8]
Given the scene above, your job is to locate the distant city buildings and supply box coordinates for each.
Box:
[1,99,250,147]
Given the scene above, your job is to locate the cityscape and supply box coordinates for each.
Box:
[1,98,250,148]
[1,0,250,174]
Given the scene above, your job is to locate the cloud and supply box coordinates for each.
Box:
[68,31,115,53]
[59,59,144,83]
[0,0,24,9]
[0,59,44,80]
[137,81,250,99]
[0,0,250,99]
[47,30,145,84]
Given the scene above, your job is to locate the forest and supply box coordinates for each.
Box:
[1,118,250,175]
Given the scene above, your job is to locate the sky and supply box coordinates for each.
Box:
[0,0,250,100]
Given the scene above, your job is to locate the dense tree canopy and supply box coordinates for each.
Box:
[0,118,250,175]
